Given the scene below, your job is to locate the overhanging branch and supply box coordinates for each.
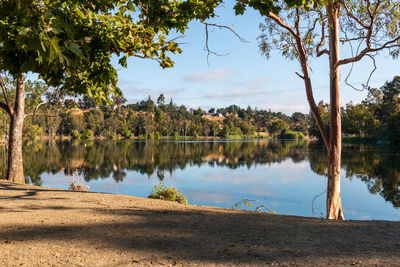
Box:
[0,101,11,116]
[0,75,14,116]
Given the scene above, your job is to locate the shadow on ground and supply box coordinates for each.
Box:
[1,182,400,265]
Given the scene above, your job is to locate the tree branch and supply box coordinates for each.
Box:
[267,11,330,150]
[337,36,400,67]
[199,19,246,64]
[336,0,399,69]
[316,21,329,57]
[0,101,11,116]
[26,101,49,121]
[0,75,14,116]
[339,1,369,29]
[267,12,297,37]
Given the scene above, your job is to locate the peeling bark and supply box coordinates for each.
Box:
[6,74,25,184]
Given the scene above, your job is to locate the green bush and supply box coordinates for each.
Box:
[154,131,161,140]
[23,125,43,145]
[82,129,94,140]
[71,130,81,140]
[279,130,305,140]
[148,183,188,204]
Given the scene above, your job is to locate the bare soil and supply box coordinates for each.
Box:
[1,181,399,266]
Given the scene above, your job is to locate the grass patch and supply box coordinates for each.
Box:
[148,183,188,205]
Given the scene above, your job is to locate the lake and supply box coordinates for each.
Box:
[3,140,399,221]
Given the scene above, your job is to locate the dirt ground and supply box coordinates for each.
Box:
[0,181,399,266]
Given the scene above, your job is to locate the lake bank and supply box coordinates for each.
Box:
[1,182,399,266]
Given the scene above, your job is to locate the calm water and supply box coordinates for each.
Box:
[3,140,399,220]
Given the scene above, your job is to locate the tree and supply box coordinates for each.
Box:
[157,94,165,108]
[255,0,400,219]
[112,95,127,107]
[309,101,329,140]
[85,109,105,136]
[0,0,222,183]
[58,109,85,136]
[268,119,288,136]
[342,102,378,137]
[377,76,400,143]
[380,76,400,119]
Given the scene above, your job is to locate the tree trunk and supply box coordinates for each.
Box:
[326,2,344,220]
[6,74,25,184]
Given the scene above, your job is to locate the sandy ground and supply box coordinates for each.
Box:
[0,181,399,266]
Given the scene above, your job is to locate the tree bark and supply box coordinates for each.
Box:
[326,2,344,220]
[6,73,25,184]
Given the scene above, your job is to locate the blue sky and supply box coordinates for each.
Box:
[116,4,400,115]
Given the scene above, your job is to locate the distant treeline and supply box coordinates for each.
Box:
[0,76,398,144]
[309,76,400,145]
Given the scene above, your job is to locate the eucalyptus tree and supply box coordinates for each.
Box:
[0,0,225,184]
[253,0,400,219]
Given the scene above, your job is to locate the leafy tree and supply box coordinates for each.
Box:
[103,110,122,137]
[255,0,400,219]
[157,94,165,108]
[291,112,306,123]
[85,109,105,136]
[268,119,288,136]
[112,95,127,107]
[380,76,400,119]
[342,102,378,137]
[385,113,400,145]
[58,109,85,135]
[0,0,224,183]
[309,101,329,140]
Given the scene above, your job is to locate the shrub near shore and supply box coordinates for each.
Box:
[148,183,188,205]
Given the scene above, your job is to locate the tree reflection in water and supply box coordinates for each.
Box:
[0,140,398,208]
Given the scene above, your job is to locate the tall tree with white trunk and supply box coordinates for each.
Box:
[254,0,400,219]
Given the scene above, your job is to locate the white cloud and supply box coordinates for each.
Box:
[184,69,233,82]
[236,76,271,90]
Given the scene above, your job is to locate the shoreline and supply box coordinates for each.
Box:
[1,181,399,266]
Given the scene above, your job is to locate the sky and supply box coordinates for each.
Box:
[115,4,400,115]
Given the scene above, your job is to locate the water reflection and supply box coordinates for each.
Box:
[23,140,309,184]
[0,140,398,210]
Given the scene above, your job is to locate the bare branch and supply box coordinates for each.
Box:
[361,54,377,91]
[316,21,329,57]
[295,72,304,79]
[28,101,49,121]
[337,36,400,67]
[0,101,11,116]
[199,20,246,64]
[202,21,229,64]
[200,20,247,43]
[0,75,14,116]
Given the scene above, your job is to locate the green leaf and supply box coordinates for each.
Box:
[18,27,30,36]
[67,42,84,58]
[118,56,127,68]
[234,3,246,15]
